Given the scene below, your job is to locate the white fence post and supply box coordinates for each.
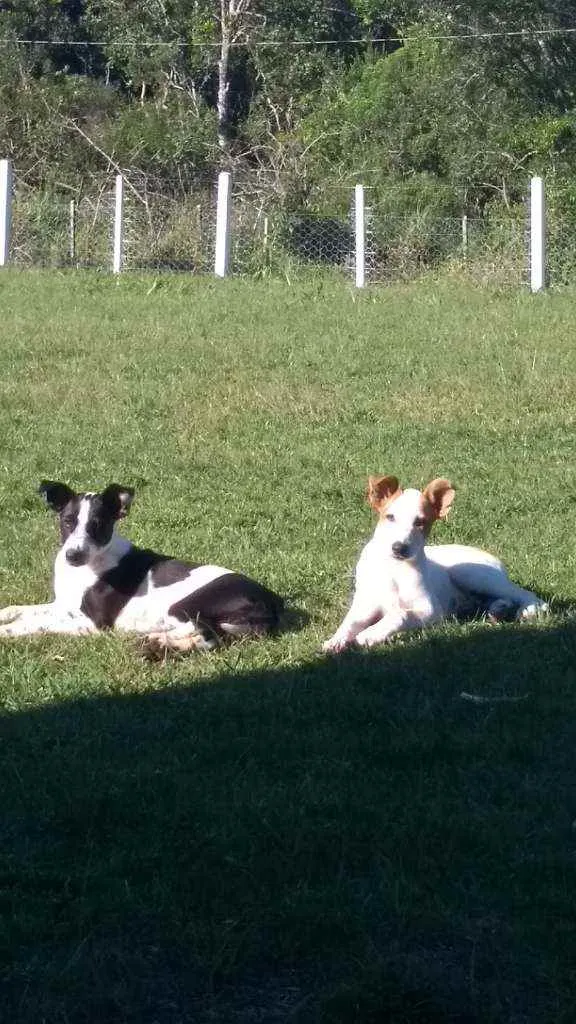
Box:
[0,159,13,267]
[214,171,231,277]
[354,184,365,288]
[113,174,124,274]
[69,199,76,264]
[530,176,546,292]
[461,214,468,256]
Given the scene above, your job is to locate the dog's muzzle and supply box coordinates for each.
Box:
[65,547,88,567]
[391,542,411,560]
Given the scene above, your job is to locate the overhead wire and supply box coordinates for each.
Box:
[2,27,576,49]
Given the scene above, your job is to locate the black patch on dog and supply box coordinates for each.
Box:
[81,548,194,629]
[100,484,134,521]
[39,480,77,513]
[151,559,196,588]
[38,482,81,543]
[83,488,134,549]
[58,498,82,543]
[85,496,117,548]
[168,573,283,638]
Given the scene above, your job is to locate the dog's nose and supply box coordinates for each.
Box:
[391,542,411,559]
[65,547,88,567]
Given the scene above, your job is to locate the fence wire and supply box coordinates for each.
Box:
[546,187,576,286]
[74,193,116,269]
[4,172,573,287]
[11,184,115,269]
[123,184,215,273]
[11,185,69,267]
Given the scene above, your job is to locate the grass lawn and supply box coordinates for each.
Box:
[1,268,576,1022]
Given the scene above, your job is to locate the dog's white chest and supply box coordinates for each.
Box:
[355,539,456,622]
[53,553,99,611]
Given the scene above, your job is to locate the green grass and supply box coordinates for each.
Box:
[1,268,576,1022]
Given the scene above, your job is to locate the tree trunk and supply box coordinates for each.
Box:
[217,0,231,151]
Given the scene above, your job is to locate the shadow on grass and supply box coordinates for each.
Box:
[3,619,576,1023]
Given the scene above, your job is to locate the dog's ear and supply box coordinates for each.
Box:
[422,478,454,520]
[367,475,401,511]
[38,480,76,512]
[100,484,135,519]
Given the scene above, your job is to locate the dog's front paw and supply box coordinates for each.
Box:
[487,598,516,623]
[0,606,23,625]
[322,633,350,654]
[0,622,24,637]
[355,633,382,648]
[519,601,549,621]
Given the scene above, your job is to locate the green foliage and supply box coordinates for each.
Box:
[3,0,576,239]
[100,99,218,180]
[0,69,122,183]
[299,21,576,218]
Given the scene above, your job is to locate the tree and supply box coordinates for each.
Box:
[298,15,576,211]
[216,0,257,150]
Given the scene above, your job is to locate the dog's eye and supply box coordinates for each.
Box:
[414,517,426,528]
[385,513,395,522]
[63,516,77,528]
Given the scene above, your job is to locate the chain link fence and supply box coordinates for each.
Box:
[122,176,215,273]
[11,182,112,269]
[4,166,576,287]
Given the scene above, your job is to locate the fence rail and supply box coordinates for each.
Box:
[0,161,561,290]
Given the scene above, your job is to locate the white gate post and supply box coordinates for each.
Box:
[69,199,76,264]
[461,214,468,256]
[113,174,124,274]
[214,171,231,277]
[0,159,13,267]
[354,184,365,288]
[530,176,546,292]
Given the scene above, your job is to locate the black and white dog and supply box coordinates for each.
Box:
[0,481,283,654]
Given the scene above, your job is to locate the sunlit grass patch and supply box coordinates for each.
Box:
[1,269,576,1022]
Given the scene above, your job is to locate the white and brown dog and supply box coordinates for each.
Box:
[323,475,547,653]
[0,481,283,654]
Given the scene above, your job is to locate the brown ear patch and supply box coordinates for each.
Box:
[422,478,455,521]
[367,475,402,512]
